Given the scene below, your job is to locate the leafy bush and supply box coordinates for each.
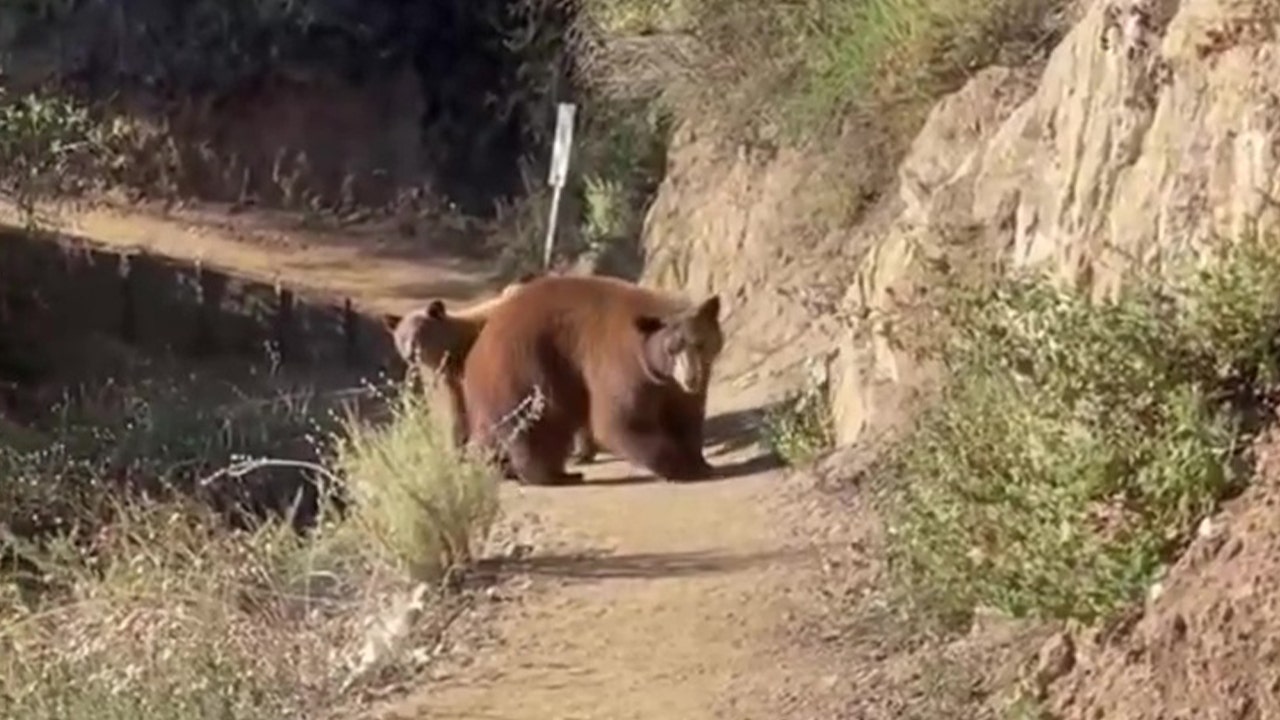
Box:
[884,236,1280,626]
[576,99,671,252]
[785,0,1061,129]
[0,90,107,219]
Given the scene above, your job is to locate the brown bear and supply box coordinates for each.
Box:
[384,280,527,448]
[383,272,598,462]
[388,274,535,378]
[461,275,724,486]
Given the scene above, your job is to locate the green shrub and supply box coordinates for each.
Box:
[574,97,671,259]
[580,0,1064,139]
[788,0,1061,129]
[0,90,106,219]
[329,380,502,584]
[762,363,836,467]
[885,236,1280,626]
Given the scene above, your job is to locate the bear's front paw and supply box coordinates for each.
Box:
[662,458,715,483]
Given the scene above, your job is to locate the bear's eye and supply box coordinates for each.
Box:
[666,336,685,354]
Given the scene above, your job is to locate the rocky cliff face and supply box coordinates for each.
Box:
[638,0,1280,440]
[831,0,1280,445]
[638,126,872,391]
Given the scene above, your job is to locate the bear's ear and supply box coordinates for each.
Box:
[426,299,447,320]
[381,313,403,331]
[693,295,720,323]
[634,315,666,336]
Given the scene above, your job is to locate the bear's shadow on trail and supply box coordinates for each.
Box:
[568,403,785,487]
[704,403,775,454]
[477,547,805,583]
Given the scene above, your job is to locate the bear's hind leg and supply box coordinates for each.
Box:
[506,421,584,486]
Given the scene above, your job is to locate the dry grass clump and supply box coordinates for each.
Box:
[578,0,1067,140]
[0,371,504,719]
[2,499,367,720]
[329,379,502,585]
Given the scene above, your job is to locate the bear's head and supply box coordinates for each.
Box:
[635,296,724,394]
[393,300,477,374]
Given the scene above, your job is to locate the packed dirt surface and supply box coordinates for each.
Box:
[0,198,502,316]
[376,387,853,720]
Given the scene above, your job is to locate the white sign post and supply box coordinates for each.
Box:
[543,102,577,269]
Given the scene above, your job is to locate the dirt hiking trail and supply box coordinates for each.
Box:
[11,202,851,720]
[384,385,846,720]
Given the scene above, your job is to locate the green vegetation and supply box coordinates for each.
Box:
[1,0,576,220]
[781,0,1059,129]
[580,0,1064,139]
[761,361,837,467]
[1,1,426,96]
[577,100,671,251]
[488,94,673,276]
[331,381,501,584]
[883,236,1280,627]
[0,366,503,718]
[0,90,106,221]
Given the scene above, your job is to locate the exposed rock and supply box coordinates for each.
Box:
[638,126,882,393]
[1032,632,1076,698]
[830,0,1280,445]
[830,65,1041,444]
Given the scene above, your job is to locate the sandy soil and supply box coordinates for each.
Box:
[374,387,852,720]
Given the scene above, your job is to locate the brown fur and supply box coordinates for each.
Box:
[388,282,528,375]
[382,273,598,462]
[461,275,724,485]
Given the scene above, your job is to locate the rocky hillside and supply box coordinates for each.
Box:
[633,0,1280,436]
[829,0,1280,446]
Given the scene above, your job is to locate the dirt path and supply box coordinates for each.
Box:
[0,198,500,315]
[381,387,846,720]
